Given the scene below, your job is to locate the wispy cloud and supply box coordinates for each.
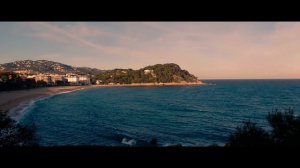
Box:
[26,22,160,59]
[136,22,300,79]
[4,22,300,79]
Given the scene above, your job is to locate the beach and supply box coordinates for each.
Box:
[0,81,204,115]
[0,86,94,114]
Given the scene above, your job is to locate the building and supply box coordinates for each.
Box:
[13,70,34,75]
[66,75,79,85]
[66,74,90,85]
[144,69,151,74]
[78,75,91,85]
[26,75,36,79]
[51,74,67,84]
[144,69,156,77]
[96,80,103,85]
[35,74,53,84]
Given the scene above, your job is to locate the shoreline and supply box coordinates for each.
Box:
[0,81,205,116]
[92,81,204,87]
[0,86,92,115]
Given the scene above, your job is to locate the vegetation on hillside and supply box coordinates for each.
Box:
[94,63,198,84]
[0,60,103,75]
[227,108,300,146]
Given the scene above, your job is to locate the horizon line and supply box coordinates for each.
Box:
[1,59,299,80]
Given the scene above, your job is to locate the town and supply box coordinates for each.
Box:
[16,70,91,85]
[0,61,203,91]
[0,70,91,91]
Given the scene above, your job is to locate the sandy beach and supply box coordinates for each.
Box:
[0,86,93,114]
[0,81,204,114]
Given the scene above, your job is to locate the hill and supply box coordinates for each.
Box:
[94,63,198,84]
[0,60,103,75]
[0,60,199,84]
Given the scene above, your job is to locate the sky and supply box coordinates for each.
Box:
[0,22,299,79]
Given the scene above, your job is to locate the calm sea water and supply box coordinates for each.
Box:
[20,80,300,146]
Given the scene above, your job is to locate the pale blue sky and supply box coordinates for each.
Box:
[0,22,299,79]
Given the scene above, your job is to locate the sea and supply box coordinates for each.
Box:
[18,80,300,146]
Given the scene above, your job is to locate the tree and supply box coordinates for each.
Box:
[267,108,300,145]
[227,108,300,147]
[0,72,38,91]
[0,111,37,147]
[36,80,47,87]
[55,80,66,86]
[25,78,37,89]
[227,121,272,147]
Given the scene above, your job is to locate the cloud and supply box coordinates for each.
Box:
[18,22,300,79]
[25,22,161,59]
[138,22,300,79]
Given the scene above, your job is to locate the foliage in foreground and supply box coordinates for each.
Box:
[0,112,37,147]
[227,108,300,147]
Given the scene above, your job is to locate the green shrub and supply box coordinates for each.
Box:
[227,108,300,147]
[0,112,37,147]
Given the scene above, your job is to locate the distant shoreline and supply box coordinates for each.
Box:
[93,81,204,87]
[0,81,205,116]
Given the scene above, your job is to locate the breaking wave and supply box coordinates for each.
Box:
[121,137,137,146]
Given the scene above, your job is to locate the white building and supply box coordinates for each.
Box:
[96,80,103,85]
[78,75,90,85]
[66,74,90,85]
[14,70,33,75]
[144,69,156,77]
[35,74,53,84]
[51,74,67,82]
[67,75,79,85]
[144,69,151,74]
[26,75,36,79]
